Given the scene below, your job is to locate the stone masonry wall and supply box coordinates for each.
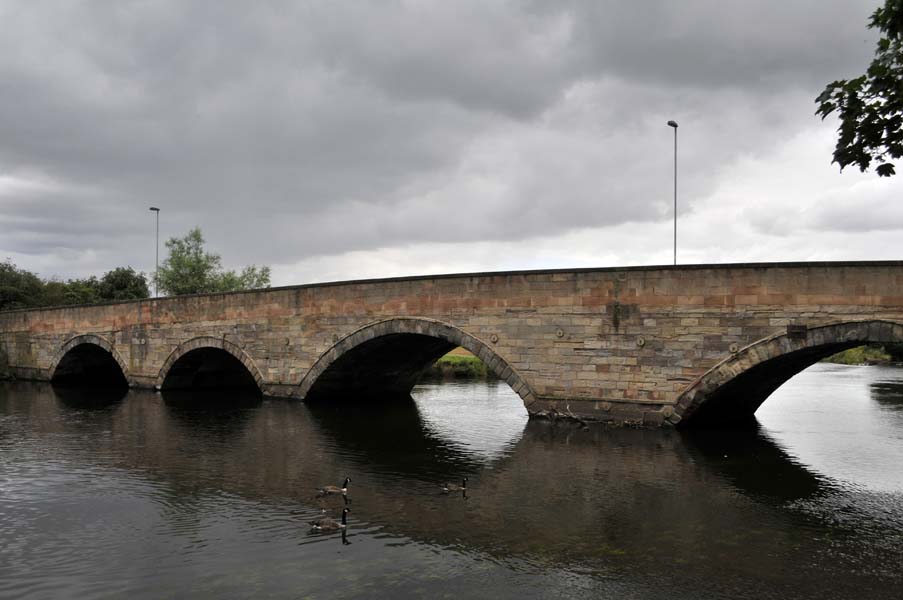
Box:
[0,261,901,426]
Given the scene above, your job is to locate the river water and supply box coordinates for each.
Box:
[1,363,902,599]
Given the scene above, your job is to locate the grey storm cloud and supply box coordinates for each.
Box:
[0,0,884,279]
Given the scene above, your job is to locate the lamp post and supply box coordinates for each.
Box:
[667,120,678,265]
[149,207,160,297]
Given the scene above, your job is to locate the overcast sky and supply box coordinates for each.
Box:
[1,0,899,286]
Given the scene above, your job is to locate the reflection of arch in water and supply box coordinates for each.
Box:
[17,380,837,573]
[870,375,903,411]
[304,395,489,480]
[161,388,262,442]
[675,321,903,427]
[506,418,826,502]
[679,425,825,504]
[157,336,264,394]
[299,318,535,408]
[48,334,130,389]
[52,384,127,408]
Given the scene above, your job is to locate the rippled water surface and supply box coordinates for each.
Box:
[2,364,903,599]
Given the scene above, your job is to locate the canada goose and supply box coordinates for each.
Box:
[317,477,350,496]
[441,477,467,493]
[310,507,350,531]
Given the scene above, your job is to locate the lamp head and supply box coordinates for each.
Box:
[667,120,678,128]
[149,206,160,212]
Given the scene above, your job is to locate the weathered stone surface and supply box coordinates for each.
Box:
[0,261,901,427]
[0,344,8,379]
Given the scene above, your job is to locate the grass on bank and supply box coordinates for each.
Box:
[424,348,494,380]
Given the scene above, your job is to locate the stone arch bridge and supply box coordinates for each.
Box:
[1,261,901,427]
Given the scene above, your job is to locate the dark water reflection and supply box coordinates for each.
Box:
[51,384,127,409]
[1,366,902,599]
[681,425,825,503]
[871,379,903,410]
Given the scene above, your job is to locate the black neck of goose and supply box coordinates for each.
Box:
[341,511,348,525]
[461,478,467,488]
[343,478,350,488]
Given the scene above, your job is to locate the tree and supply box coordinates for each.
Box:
[156,227,271,296]
[211,265,272,293]
[97,267,149,301]
[0,260,150,310]
[816,0,903,177]
[60,277,101,305]
[0,259,45,310]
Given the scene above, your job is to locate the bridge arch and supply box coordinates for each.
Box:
[673,320,903,427]
[48,334,130,388]
[156,336,265,393]
[298,317,536,408]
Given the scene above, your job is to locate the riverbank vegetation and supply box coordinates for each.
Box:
[825,343,903,365]
[423,348,495,380]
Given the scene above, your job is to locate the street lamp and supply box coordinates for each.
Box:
[667,120,678,265]
[149,207,160,297]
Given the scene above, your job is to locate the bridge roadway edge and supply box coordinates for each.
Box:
[1,261,901,428]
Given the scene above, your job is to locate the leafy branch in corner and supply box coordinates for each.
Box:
[816,0,903,177]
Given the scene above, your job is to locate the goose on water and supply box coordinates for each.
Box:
[317,477,351,496]
[310,507,350,531]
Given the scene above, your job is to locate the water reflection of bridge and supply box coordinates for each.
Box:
[3,381,841,571]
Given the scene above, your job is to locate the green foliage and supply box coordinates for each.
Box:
[2,230,262,308]
[156,227,271,296]
[424,353,493,380]
[0,259,46,310]
[98,267,149,301]
[61,277,102,305]
[210,265,272,293]
[816,0,903,177]
[825,344,893,365]
[156,227,221,295]
[1,259,149,311]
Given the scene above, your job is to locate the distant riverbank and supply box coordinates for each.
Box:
[423,348,495,380]
[825,344,903,366]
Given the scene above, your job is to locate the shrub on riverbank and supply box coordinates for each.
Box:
[825,344,897,365]
[423,353,495,380]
